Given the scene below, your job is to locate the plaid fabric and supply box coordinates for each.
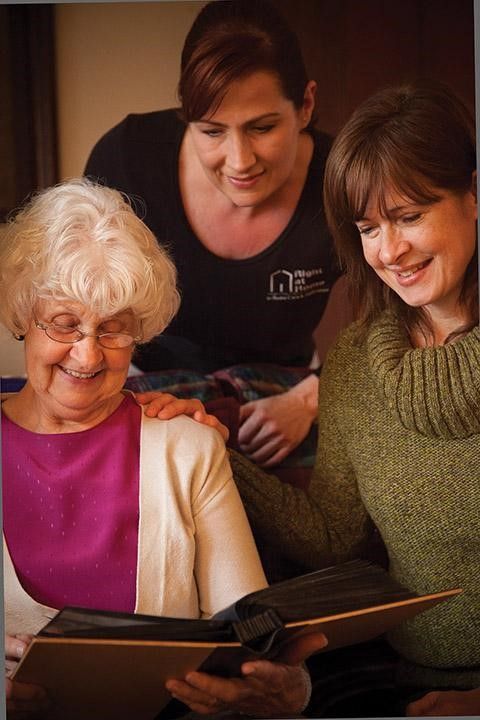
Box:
[124,369,221,404]
[1,377,27,393]
[214,363,313,403]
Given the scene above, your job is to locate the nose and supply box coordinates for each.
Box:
[225,132,256,174]
[68,335,104,368]
[378,225,411,265]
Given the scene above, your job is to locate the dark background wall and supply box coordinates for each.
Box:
[273,0,474,135]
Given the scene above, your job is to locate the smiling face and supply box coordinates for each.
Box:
[356,185,477,330]
[187,70,315,208]
[23,299,136,431]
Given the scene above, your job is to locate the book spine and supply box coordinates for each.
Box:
[232,608,284,654]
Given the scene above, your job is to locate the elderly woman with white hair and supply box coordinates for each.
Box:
[1,179,323,718]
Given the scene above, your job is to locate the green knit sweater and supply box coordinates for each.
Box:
[232,313,480,689]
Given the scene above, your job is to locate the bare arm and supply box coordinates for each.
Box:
[312,275,353,367]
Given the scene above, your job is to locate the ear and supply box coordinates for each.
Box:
[300,80,317,128]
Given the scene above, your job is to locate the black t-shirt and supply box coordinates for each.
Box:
[85,109,341,372]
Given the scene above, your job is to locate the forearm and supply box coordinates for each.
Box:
[287,373,319,421]
[229,450,335,569]
[312,274,354,366]
[230,413,372,570]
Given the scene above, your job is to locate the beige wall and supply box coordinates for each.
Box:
[0,216,23,374]
[0,327,25,377]
[55,1,205,179]
[0,224,25,376]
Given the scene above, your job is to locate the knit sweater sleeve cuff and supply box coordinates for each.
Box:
[299,664,313,713]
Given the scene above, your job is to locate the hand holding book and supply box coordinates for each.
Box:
[165,631,328,716]
[5,633,49,718]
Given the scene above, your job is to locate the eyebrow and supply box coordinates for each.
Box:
[45,308,131,323]
[45,306,79,316]
[357,201,428,222]
[195,112,282,128]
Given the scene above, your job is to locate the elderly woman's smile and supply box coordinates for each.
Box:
[60,367,103,380]
[23,300,137,431]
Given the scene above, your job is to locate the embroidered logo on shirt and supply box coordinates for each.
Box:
[267,268,328,301]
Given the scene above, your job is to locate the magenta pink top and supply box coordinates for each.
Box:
[2,394,141,613]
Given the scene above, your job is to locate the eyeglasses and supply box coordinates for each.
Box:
[34,319,141,349]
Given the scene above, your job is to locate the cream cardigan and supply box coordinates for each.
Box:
[4,411,267,635]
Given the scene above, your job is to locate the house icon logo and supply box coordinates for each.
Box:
[267,266,328,301]
[269,269,293,295]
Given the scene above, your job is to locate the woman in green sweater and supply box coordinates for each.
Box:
[230,81,480,716]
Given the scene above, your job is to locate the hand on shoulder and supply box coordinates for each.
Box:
[134,391,229,442]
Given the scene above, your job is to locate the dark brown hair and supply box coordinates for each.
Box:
[323,80,477,342]
[178,0,312,123]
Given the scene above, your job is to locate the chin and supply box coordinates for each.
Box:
[398,296,427,308]
[229,188,269,206]
[232,197,263,208]
[390,286,432,308]
[58,400,101,414]
[55,389,107,408]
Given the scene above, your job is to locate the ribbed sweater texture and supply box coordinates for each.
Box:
[232,313,480,688]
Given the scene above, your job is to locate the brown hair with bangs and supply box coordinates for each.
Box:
[178,0,312,123]
[323,80,477,342]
